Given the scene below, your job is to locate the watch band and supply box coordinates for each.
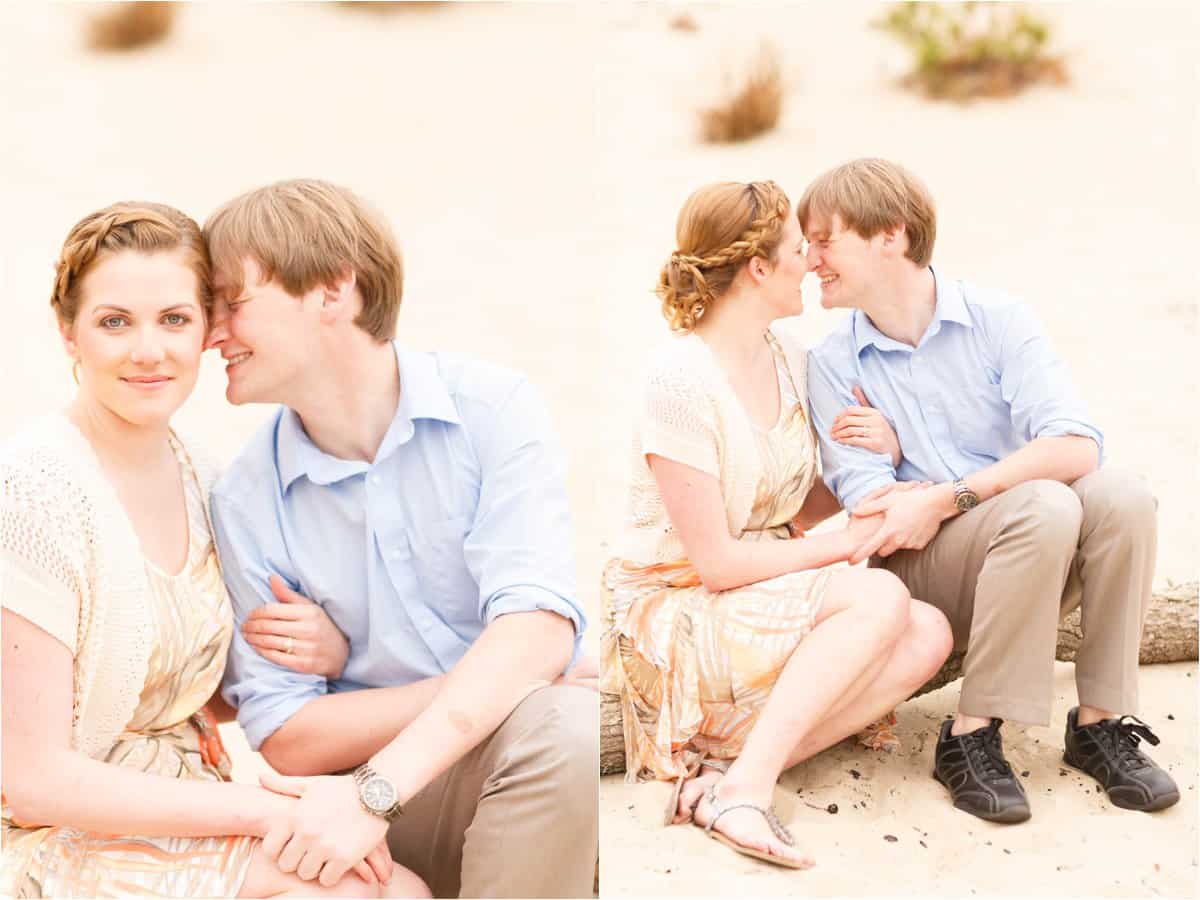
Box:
[353,763,405,821]
[952,479,979,512]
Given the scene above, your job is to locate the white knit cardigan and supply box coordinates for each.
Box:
[0,415,220,759]
[614,319,813,565]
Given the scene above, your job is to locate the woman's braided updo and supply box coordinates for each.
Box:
[51,202,210,327]
[656,181,791,333]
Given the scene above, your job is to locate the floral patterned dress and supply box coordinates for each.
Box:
[1,438,257,898]
[603,335,835,781]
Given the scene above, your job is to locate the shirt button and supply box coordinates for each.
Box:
[369,474,381,486]
[389,549,401,560]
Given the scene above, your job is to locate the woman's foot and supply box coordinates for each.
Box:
[671,767,722,824]
[692,779,814,868]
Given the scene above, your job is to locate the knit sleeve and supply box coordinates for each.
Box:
[640,363,720,478]
[1,459,84,655]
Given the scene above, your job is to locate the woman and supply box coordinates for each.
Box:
[0,202,428,898]
[601,181,954,868]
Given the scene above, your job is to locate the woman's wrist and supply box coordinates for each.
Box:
[250,787,292,836]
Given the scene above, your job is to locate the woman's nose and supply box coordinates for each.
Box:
[130,327,166,365]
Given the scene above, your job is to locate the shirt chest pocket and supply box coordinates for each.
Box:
[947,369,1009,454]
[409,514,481,625]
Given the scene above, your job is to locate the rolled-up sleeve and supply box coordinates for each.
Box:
[461,378,584,665]
[807,343,897,512]
[212,490,326,751]
[995,303,1104,458]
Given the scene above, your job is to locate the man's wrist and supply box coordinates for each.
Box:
[933,482,960,520]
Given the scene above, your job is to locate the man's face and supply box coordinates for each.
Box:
[206,257,320,406]
[803,213,885,310]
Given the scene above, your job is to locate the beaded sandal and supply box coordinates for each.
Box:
[699,784,810,869]
[663,758,730,826]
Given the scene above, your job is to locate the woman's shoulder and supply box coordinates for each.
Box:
[768,318,808,360]
[768,319,811,389]
[1,415,92,494]
[642,332,722,394]
[169,428,223,499]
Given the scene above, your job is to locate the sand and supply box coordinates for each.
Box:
[1,2,1195,897]
[592,4,1197,896]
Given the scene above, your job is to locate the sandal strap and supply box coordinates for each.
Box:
[703,786,796,846]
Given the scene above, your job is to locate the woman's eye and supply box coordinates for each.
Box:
[100,315,127,329]
[163,313,189,326]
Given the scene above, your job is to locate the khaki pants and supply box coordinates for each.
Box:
[385,684,598,899]
[878,468,1157,725]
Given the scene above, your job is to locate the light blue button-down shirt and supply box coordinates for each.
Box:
[213,343,584,750]
[808,270,1104,512]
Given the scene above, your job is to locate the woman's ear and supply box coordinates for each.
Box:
[747,254,771,284]
[58,317,78,362]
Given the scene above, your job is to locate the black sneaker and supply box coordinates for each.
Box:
[1063,707,1179,812]
[933,718,1031,824]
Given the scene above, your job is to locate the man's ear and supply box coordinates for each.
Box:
[319,269,358,323]
[880,223,907,257]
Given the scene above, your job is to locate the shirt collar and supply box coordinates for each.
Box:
[852,267,972,356]
[276,342,461,492]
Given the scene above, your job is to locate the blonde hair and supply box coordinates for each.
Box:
[51,202,209,326]
[657,181,791,333]
[204,179,403,340]
[796,158,937,267]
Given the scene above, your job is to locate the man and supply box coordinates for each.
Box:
[204,179,597,896]
[803,158,1177,824]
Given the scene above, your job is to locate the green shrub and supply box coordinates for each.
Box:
[876,3,1067,101]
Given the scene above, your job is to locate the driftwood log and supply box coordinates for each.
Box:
[600,581,1198,776]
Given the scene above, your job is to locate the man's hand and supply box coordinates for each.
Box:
[260,771,389,887]
[831,386,902,467]
[850,479,934,517]
[242,576,350,679]
[848,483,955,564]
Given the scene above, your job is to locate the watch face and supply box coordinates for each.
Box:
[956,492,979,511]
[362,776,397,813]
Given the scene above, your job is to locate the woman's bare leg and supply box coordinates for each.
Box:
[781,597,952,768]
[238,843,431,898]
[690,568,913,865]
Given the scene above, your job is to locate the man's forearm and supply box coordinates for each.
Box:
[369,610,574,804]
[260,676,444,776]
[962,435,1100,507]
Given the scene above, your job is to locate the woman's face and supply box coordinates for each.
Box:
[760,214,812,316]
[61,249,206,429]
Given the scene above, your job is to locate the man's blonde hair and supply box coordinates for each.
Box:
[796,158,937,267]
[204,179,403,340]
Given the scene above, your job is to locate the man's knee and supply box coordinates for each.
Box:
[1000,479,1083,550]
[1075,468,1157,530]
[502,686,597,809]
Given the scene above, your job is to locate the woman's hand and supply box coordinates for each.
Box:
[831,386,902,467]
[243,576,350,679]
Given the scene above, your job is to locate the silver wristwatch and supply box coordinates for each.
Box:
[352,763,405,822]
[952,479,980,513]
